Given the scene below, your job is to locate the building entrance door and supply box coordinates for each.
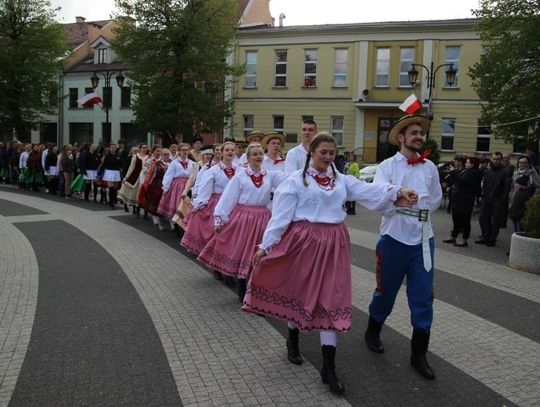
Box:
[376,117,399,162]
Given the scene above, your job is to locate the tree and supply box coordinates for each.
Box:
[0,0,67,140]
[112,0,244,140]
[469,0,540,152]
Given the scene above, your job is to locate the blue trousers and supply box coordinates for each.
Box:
[368,235,434,333]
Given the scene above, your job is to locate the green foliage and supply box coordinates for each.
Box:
[112,0,244,138]
[523,194,540,238]
[421,137,440,164]
[0,0,68,140]
[469,0,540,149]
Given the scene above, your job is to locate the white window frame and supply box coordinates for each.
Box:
[274,50,287,87]
[375,48,390,87]
[304,49,317,87]
[440,118,456,151]
[476,119,491,153]
[97,48,108,64]
[331,116,344,146]
[244,51,257,88]
[333,48,348,87]
[444,46,460,87]
[399,47,414,87]
[272,115,284,134]
[243,114,254,137]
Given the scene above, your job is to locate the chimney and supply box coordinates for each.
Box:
[75,16,86,23]
[278,13,286,28]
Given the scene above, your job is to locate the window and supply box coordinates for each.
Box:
[477,119,491,152]
[333,49,348,87]
[304,49,317,87]
[245,51,257,88]
[331,116,344,146]
[69,123,93,144]
[444,46,460,87]
[375,48,390,87]
[512,125,529,153]
[243,115,254,137]
[286,133,297,143]
[441,118,456,151]
[301,115,313,122]
[272,115,284,134]
[103,87,112,108]
[97,48,107,64]
[82,88,94,109]
[274,50,287,87]
[69,88,78,108]
[121,87,131,108]
[399,47,414,87]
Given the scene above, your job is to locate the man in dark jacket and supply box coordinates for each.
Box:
[476,151,511,246]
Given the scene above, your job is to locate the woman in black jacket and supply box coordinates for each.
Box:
[80,144,101,201]
[443,156,482,247]
[101,144,123,208]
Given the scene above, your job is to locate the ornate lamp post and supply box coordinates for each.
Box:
[408,62,457,120]
[90,71,125,145]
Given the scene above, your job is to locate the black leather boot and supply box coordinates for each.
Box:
[410,329,436,380]
[213,270,224,281]
[286,328,303,365]
[93,184,98,202]
[84,183,91,201]
[109,189,117,209]
[320,345,345,395]
[365,316,384,353]
[238,278,247,303]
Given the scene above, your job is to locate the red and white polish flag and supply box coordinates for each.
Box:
[399,94,423,115]
[77,91,103,108]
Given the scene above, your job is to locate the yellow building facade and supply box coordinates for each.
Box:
[230,19,515,162]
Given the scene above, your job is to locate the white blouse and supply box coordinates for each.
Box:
[214,167,288,226]
[19,151,29,169]
[260,167,401,251]
[263,155,285,172]
[162,158,195,193]
[192,162,238,209]
[191,163,213,198]
[284,144,309,173]
[374,152,442,245]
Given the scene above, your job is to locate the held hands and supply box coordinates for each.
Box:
[395,188,418,207]
[252,248,266,266]
[213,225,222,233]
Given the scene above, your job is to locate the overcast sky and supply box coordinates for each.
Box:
[51,0,479,24]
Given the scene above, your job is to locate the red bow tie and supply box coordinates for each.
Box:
[407,150,430,166]
[180,160,188,169]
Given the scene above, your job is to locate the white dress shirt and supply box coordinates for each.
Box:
[192,162,237,209]
[374,152,442,245]
[263,154,285,172]
[19,151,29,169]
[191,163,212,198]
[284,144,309,173]
[162,158,195,193]
[260,168,401,251]
[214,167,288,226]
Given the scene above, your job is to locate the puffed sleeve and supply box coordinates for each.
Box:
[268,170,289,188]
[213,173,242,226]
[161,161,176,193]
[344,174,400,212]
[424,163,443,212]
[370,160,399,216]
[192,168,214,209]
[260,176,298,251]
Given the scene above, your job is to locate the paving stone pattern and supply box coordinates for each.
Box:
[0,189,538,406]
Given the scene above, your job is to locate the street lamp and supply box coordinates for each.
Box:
[408,62,457,120]
[90,70,124,145]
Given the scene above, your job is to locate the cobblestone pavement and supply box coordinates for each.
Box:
[1,185,539,406]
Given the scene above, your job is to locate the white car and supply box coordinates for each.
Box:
[358,164,379,183]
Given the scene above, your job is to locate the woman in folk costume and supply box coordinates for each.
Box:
[142,148,172,230]
[262,132,286,172]
[189,144,218,200]
[242,134,417,395]
[197,143,288,302]
[101,143,123,209]
[18,144,32,188]
[137,145,162,209]
[118,143,148,214]
[181,141,237,257]
[158,143,195,229]
[80,144,100,202]
[44,145,59,195]
[27,144,44,191]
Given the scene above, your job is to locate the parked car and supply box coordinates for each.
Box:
[358,164,379,183]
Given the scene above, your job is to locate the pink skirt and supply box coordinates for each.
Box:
[242,221,352,332]
[197,204,271,278]
[157,177,188,218]
[180,194,221,255]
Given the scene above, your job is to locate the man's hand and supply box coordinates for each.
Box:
[213,225,222,233]
[396,188,418,207]
[252,248,266,266]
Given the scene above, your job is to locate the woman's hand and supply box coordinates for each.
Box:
[213,225,222,233]
[396,188,418,207]
[252,248,266,266]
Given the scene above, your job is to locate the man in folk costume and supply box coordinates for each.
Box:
[262,132,286,172]
[237,130,265,167]
[284,119,317,173]
[364,95,442,380]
